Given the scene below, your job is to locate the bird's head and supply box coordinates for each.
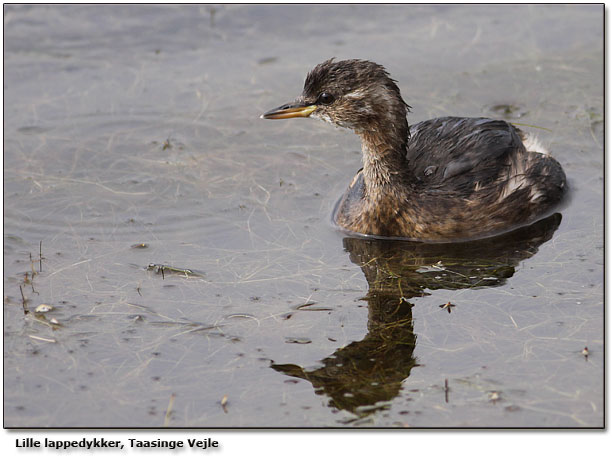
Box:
[262,59,410,138]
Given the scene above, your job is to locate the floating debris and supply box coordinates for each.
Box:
[285,337,312,345]
[444,379,450,403]
[146,263,202,279]
[439,301,456,313]
[225,313,257,320]
[416,261,446,273]
[221,395,228,413]
[295,301,333,311]
[582,346,589,359]
[35,304,53,313]
[29,252,38,277]
[19,285,29,314]
[224,313,260,325]
[28,335,56,343]
[488,391,501,403]
[163,393,176,427]
[131,243,149,249]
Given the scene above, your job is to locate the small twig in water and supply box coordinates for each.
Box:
[28,335,56,343]
[20,286,29,315]
[29,253,37,277]
[444,379,449,403]
[163,393,176,426]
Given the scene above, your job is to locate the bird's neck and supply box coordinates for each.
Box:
[358,129,409,197]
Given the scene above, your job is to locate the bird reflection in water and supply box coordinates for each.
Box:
[271,213,562,419]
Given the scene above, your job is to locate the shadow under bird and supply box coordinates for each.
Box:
[262,58,566,242]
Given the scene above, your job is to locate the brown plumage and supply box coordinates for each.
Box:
[262,59,567,241]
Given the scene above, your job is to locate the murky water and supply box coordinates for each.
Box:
[3,4,603,427]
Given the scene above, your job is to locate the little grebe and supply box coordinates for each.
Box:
[262,59,567,241]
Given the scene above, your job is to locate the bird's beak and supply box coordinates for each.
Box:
[261,101,316,119]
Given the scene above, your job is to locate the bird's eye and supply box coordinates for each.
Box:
[317,92,335,105]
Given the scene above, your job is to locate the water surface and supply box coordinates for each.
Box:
[3,4,603,427]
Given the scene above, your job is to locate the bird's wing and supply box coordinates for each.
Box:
[406,117,525,193]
